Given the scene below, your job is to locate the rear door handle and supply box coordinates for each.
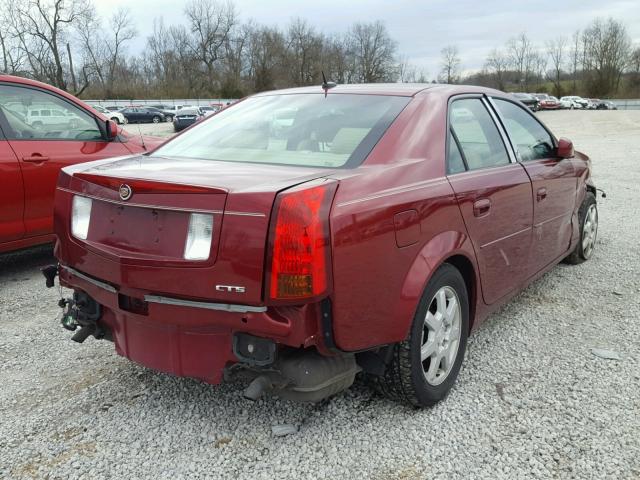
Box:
[473,198,491,217]
[22,154,50,163]
[537,187,547,202]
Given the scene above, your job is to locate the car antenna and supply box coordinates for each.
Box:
[321,71,336,97]
[137,125,147,151]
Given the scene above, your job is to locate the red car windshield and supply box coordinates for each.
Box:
[152,93,409,168]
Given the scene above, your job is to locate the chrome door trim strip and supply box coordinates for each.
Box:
[61,265,117,293]
[144,295,267,313]
[534,210,573,228]
[480,226,531,249]
[57,187,265,217]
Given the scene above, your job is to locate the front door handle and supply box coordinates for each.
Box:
[22,154,50,163]
[473,198,491,217]
[537,187,548,202]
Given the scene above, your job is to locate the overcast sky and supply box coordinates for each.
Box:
[96,0,640,79]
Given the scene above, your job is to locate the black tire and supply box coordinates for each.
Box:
[374,263,469,407]
[166,115,174,122]
[152,116,160,124]
[110,117,121,125]
[565,192,598,265]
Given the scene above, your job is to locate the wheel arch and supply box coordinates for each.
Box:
[397,230,480,342]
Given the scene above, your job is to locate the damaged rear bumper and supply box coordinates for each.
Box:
[54,264,326,386]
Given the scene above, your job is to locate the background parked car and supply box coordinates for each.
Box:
[104,106,121,112]
[596,100,617,110]
[173,107,204,131]
[120,106,166,124]
[510,92,539,111]
[91,105,127,125]
[148,104,179,122]
[0,74,162,254]
[560,96,588,109]
[533,94,561,110]
[200,106,218,116]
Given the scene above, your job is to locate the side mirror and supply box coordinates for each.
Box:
[106,119,118,141]
[556,137,574,159]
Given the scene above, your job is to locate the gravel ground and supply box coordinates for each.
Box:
[1,110,639,479]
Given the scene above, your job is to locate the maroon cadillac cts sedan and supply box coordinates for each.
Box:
[46,84,599,407]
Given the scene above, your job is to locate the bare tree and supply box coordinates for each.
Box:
[629,47,640,91]
[11,0,91,91]
[0,1,26,74]
[484,48,509,90]
[184,0,237,93]
[546,36,567,97]
[581,17,631,96]
[285,18,322,86]
[439,45,460,84]
[507,33,536,89]
[570,30,581,92]
[347,21,398,83]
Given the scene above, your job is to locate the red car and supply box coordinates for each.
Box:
[534,94,561,110]
[48,84,599,407]
[0,75,163,253]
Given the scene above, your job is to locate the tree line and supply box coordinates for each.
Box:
[0,0,638,100]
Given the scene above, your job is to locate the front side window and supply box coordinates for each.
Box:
[493,99,555,161]
[153,94,410,168]
[449,98,510,170]
[0,85,102,141]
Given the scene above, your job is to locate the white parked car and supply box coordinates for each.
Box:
[560,96,588,109]
[199,106,219,117]
[92,105,127,125]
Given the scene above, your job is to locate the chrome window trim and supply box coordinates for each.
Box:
[481,96,518,164]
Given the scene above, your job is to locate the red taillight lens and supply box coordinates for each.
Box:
[269,182,337,300]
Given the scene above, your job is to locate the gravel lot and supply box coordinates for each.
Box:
[1,110,639,479]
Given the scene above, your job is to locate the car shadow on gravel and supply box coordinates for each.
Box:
[0,245,56,281]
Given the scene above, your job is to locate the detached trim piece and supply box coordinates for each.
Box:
[61,265,117,293]
[144,295,267,313]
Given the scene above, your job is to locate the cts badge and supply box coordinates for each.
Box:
[119,184,132,201]
[216,285,246,293]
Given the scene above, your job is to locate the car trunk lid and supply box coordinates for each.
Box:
[59,155,332,304]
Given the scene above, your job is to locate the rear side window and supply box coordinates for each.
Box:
[449,98,510,170]
[492,99,555,161]
[153,94,410,168]
[446,129,466,174]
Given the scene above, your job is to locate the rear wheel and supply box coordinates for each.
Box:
[152,116,160,124]
[374,264,469,407]
[565,192,598,264]
[110,117,121,125]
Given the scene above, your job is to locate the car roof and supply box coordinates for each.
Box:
[252,83,505,98]
[0,74,87,106]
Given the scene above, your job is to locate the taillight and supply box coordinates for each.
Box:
[269,181,337,300]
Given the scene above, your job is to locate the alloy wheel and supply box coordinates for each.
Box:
[582,204,598,259]
[420,286,462,386]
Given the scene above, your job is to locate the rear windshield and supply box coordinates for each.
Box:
[152,93,409,168]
